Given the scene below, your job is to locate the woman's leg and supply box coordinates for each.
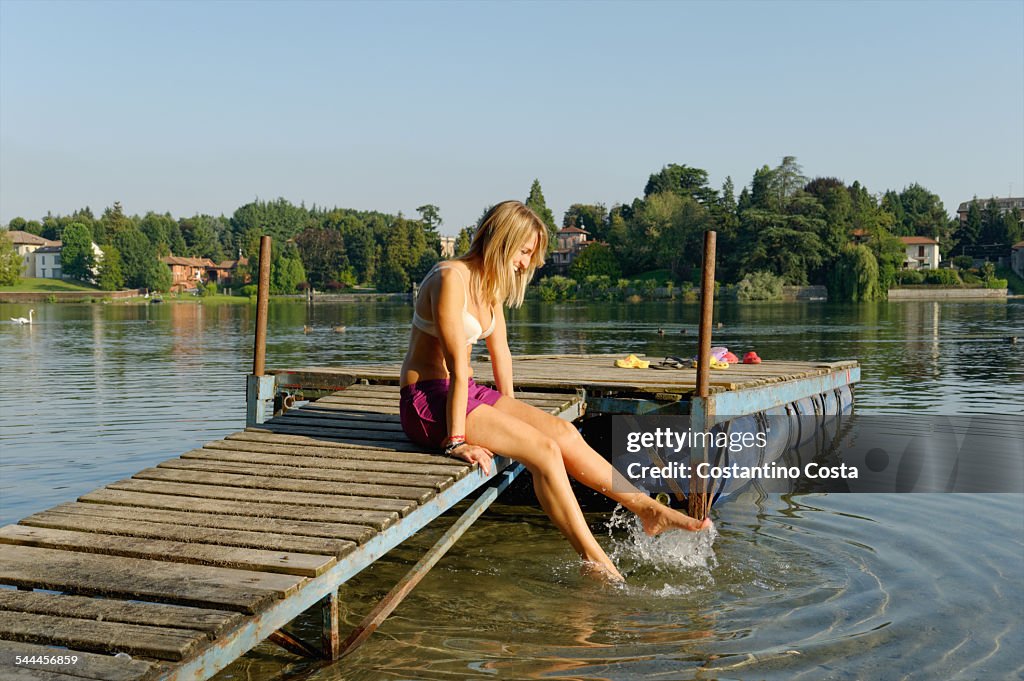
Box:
[464,404,623,581]
[493,397,711,534]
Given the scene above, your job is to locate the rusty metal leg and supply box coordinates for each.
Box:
[338,463,524,658]
[321,589,340,661]
[267,629,320,659]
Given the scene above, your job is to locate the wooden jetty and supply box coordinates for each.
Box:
[272,355,861,420]
[0,235,860,679]
[0,384,585,680]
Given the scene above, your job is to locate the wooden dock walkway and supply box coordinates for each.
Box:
[272,354,861,418]
[0,384,585,680]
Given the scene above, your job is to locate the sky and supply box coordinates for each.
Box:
[1,0,1022,235]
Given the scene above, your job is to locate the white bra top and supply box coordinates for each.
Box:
[411,265,496,345]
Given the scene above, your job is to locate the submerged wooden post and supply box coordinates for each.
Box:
[690,230,716,520]
[246,236,275,426]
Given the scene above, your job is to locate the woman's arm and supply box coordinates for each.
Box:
[486,304,515,398]
[432,268,472,441]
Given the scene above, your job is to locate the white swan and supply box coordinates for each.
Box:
[11,309,34,325]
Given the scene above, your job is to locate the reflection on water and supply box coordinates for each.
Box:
[1,298,1022,679]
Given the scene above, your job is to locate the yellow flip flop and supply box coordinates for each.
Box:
[614,354,650,369]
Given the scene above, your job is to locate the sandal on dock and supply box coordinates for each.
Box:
[614,354,650,369]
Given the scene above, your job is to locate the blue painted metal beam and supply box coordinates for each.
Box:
[693,366,860,426]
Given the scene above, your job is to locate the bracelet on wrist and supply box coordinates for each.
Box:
[443,441,467,457]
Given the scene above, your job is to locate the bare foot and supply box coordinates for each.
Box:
[638,502,712,536]
[580,560,625,584]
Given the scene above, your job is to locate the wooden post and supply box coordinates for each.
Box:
[246,236,275,427]
[690,230,716,520]
[253,236,271,377]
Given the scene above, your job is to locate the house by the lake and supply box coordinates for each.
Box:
[550,225,592,272]
[160,255,249,292]
[3,230,104,280]
[899,236,940,270]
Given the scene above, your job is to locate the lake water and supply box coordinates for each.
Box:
[1,298,1022,679]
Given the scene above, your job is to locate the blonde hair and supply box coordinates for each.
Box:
[458,200,548,308]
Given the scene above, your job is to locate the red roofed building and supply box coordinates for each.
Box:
[898,236,940,270]
[160,255,216,292]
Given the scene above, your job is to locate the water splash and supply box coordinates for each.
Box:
[605,504,719,592]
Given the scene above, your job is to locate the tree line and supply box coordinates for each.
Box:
[4,157,1020,299]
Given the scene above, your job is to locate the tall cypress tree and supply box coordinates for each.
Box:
[525,179,557,253]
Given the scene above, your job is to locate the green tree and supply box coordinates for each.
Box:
[179,215,226,261]
[736,271,785,301]
[981,198,1007,244]
[61,222,96,282]
[96,245,125,291]
[884,184,949,240]
[230,198,314,257]
[140,212,186,256]
[569,243,621,282]
[525,180,557,254]
[454,226,474,256]
[111,226,166,290]
[416,204,442,235]
[101,202,134,240]
[0,235,23,285]
[644,164,717,205]
[562,203,609,241]
[295,227,347,289]
[377,260,410,292]
[828,244,882,302]
[953,199,983,255]
[269,243,307,294]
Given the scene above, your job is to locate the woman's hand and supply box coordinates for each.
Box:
[449,443,495,475]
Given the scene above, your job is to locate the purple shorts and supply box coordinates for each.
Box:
[399,378,502,449]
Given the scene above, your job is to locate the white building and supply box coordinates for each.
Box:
[898,236,940,270]
[3,230,105,280]
[1012,241,1024,278]
[33,244,64,279]
[3,230,59,277]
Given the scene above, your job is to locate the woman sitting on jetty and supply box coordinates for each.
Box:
[400,200,712,582]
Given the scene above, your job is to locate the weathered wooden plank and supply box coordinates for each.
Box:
[78,488,396,532]
[1,524,340,576]
[131,467,435,503]
[0,610,204,661]
[0,545,301,613]
[67,497,375,543]
[0,640,161,681]
[291,404,402,422]
[105,479,414,517]
[225,430,427,453]
[276,412,405,431]
[0,591,241,638]
[253,422,426,443]
[157,458,452,491]
[263,416,411,435]
[183,447,466,480]
[17,510,355,560]
[209,437,466,467]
